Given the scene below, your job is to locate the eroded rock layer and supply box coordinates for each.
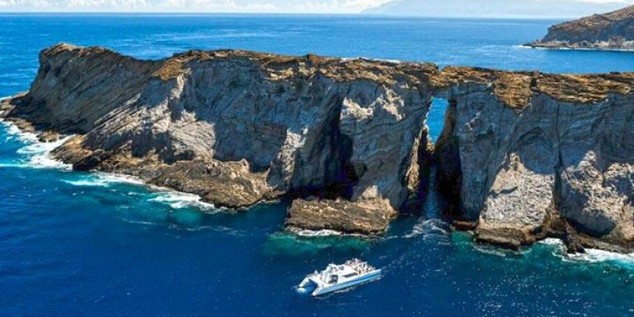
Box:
[433,67,634,251]
[3,43,634,251]
[528,5,634,50]
[1,43,435,234]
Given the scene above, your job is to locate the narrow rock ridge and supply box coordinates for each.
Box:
[3,43,634,251]
[527,5,634,51]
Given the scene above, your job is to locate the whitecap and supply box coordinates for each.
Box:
[0,162,27,168]
[117,218,161,227]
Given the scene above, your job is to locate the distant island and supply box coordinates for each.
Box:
[528,5,634,51]
[364,0,630,19]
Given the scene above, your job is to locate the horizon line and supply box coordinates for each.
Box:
[0,12,577,20]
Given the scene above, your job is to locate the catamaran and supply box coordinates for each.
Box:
[297,259,381,296]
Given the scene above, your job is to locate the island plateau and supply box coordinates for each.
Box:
[2,43,634,253]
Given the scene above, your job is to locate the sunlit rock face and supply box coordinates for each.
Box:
[529,5,634,50]
[4,43,634,250]
[433,67,634,251]
[2,43,435,234]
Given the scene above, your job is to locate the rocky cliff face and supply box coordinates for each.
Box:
[529,5,634,50]
[1,43,435,235]
[433,67,634,251]
[3,43,634,252]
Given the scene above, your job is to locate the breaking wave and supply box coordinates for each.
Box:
[148,189,219,212]
[538,238,634,267]
[17,135,73,170]
[0,119,72,170]
[290,228,345,237]
[63,172,144,187]
[402,218,451,239]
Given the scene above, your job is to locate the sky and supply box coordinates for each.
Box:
[0,0,633,14]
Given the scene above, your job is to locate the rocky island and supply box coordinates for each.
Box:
[2,43,634,253]
[528,5,634,51]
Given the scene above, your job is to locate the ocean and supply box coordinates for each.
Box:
[1,14,634,316]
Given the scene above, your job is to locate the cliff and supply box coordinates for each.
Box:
[528,5,634,51]
[3,44,634,252]
[434,67,634,252]
[1,43,436,235]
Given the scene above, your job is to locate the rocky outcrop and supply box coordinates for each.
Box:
[1,43,435,235]
[433,67,634,251]
[3,43,634,251]
[528,5,634,51]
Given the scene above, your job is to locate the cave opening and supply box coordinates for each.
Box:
[431,96,463,221]
[427,97,450,144]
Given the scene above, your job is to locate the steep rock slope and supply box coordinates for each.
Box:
[3,44,634,252]
[433,67,634,251]
[1,43,436,234]
[529,5,634,50]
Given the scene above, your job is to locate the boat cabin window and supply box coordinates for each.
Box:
[343,273,357,278]
[328,275,338,283]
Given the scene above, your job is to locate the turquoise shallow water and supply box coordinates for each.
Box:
[1,14,634,316]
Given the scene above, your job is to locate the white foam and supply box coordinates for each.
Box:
[0,118,73,170]
[148,190,219,212]
[64,172,144,187]
[17,135,73,170]
[403,218,450,239]
[288,227,345,237]
[538,238,634,266]
[473,244,510,258]
[568,248,634,265]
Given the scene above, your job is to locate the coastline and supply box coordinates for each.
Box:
[0,112,235,214]
[5,110,634,266]
[523,43,634,53]
[6,44,634,254]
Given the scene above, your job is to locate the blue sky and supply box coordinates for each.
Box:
[0,0,632,13]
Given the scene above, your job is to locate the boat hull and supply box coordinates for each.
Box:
[311,269,381,296]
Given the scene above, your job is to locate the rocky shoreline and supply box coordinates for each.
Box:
[3,43,634,252]
[527,5,634,52]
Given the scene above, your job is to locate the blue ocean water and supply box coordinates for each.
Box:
[1,14,634,316]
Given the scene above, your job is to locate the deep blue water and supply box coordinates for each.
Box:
[1,14,634,317]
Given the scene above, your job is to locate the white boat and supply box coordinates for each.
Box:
[297,259,381,296]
